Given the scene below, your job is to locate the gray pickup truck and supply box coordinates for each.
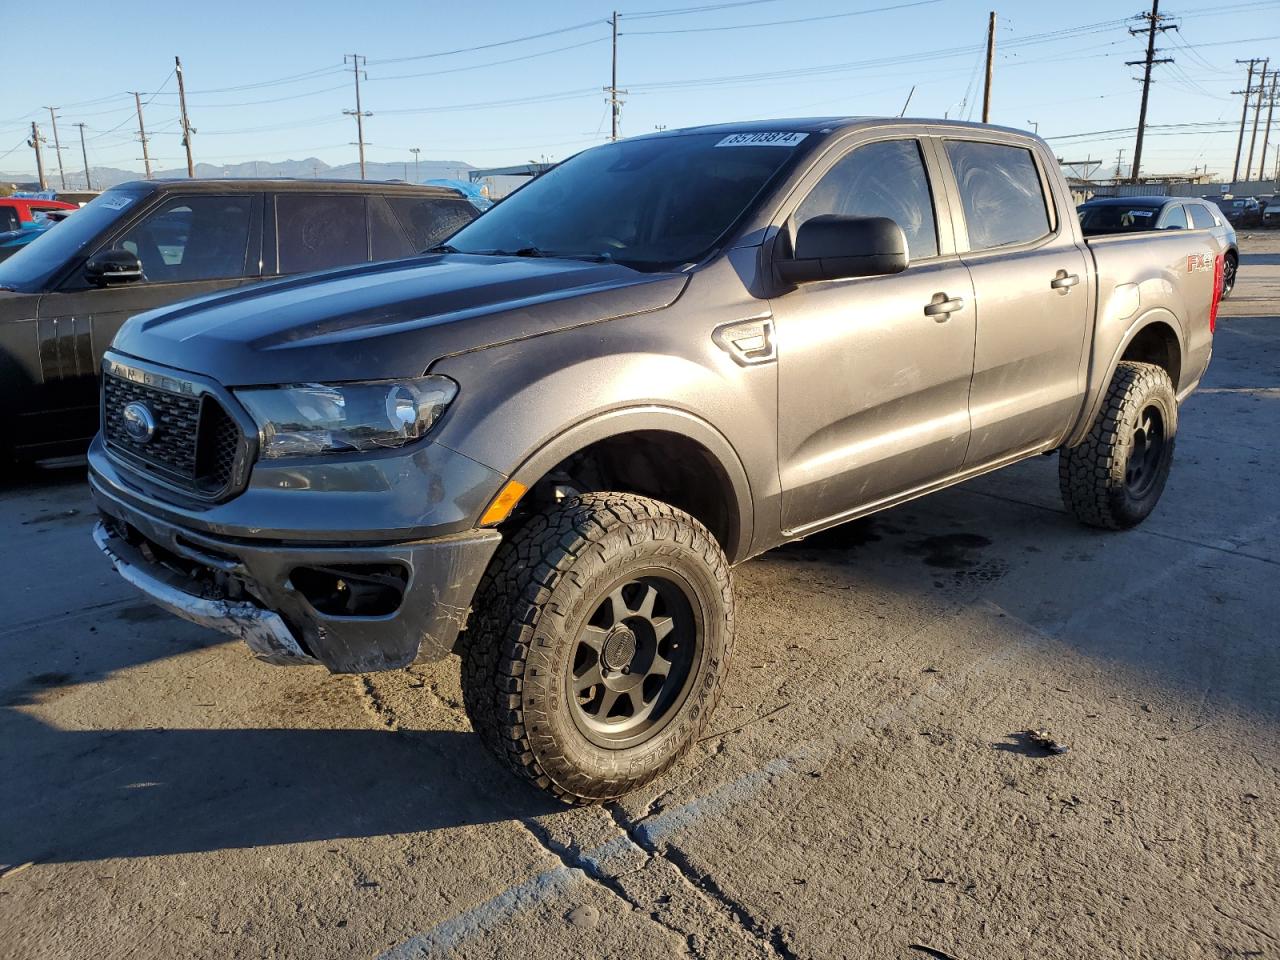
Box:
[89,118,1225,803]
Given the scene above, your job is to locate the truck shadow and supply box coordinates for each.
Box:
[0,708,560,866]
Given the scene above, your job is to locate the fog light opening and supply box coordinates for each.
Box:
[290,563,408,617]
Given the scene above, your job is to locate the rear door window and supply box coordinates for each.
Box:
[946,140,1052,250]
[385,195,478,251]
[1188,203,1217,229]
[1159,204,1189,230]
[792,138,939,259]
[368,196,417,261]
[276,193,368,274]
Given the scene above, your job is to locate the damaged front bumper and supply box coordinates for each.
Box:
[91,496,501,674]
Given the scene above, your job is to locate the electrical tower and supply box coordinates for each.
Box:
[1126,0,1176,183]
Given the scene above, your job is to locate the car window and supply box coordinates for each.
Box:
[385,195,480,251]
[792,139,939,260]
[369,196,417,261]
[946,140,1052,250]
[1077,204,1159,233]
[108,195,252,283]
[0,205,19,232]
[1160,204,1189,230]
[277,193,368,274]
[1187,204,1217,229]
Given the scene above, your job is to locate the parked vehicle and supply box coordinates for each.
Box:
[0,179,480,463]
[1262,197,1280,228]
[90,119,1223,802]
[1077,195,1237,296]
[0,196,78,233]
[1204,194,1263,229]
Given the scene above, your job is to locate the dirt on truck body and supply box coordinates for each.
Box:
[89,117,1226,803]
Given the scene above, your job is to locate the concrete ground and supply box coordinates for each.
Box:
[2,235,1278,960]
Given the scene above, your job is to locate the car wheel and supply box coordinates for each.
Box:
[1059,361,1177,530]
[1222,250,1237,298]
[461,492,734,803]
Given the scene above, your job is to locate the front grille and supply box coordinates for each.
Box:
[103,372,243,496]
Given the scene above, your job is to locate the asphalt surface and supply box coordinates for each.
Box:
[2,236,1278,960]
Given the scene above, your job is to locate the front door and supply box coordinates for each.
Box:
[939,137,1091,465]
[23,194,261,454]
[772,136,976,534]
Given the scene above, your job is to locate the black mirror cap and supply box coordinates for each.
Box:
[85,250,143,287]
[777,215,909,285]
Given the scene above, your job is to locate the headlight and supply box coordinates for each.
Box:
[237,376,457,459]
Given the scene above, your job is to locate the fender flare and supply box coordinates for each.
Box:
[1065,307,1186,448]
[504,404,755,563]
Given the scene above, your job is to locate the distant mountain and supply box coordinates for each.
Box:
[1,156,475,191]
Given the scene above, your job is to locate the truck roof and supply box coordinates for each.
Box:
[107,178,467,197]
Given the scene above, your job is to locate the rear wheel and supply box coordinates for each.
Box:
[1222,250,1237,299]
[1059,361,1177,530]
[461,492,734,803]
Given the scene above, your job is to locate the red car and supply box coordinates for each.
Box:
[0,197,78,233]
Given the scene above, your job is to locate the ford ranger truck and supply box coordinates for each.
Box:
[89,119,1225,803]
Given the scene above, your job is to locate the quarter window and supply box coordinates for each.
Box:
[793,139,939,260]
[385,195,479,251]
[369,196,418,261]
[946,140,1051,250]
[1188,203,1217,229]
[0,205,19,232]
[277,194,368,274]
[108,195,253,283]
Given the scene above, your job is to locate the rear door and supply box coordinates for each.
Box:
[937,135,1092,466]
[28,193,262,450]
[772,133,976,533]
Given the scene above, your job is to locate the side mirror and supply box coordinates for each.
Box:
[85,249,143,287]
[777,215,909,285]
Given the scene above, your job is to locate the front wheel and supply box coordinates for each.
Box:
[1059,361,1177,530]
[461,493,734,803]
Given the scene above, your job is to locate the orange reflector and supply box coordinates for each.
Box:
[480,479,528,526]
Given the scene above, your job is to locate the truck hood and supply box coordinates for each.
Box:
[111,254,687,385]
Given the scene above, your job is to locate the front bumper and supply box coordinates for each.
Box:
[92,483,502,674]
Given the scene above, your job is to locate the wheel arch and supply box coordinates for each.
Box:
[502,406,755,563]
[1066,309,1185,448]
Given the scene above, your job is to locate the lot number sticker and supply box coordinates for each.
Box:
[715,132,808,148]
[99,195,133,211]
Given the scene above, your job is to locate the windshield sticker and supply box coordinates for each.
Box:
[99,195,133,211]
[1128,210,1155,217]
[715,132,808,148]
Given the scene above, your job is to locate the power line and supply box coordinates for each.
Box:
[367,19,606,66]
[620,0,942,35]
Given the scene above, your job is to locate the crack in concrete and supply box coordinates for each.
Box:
[601,802,797,960]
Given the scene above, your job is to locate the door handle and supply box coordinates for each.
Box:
[1051,270,1081,291]
[923,293,965,321]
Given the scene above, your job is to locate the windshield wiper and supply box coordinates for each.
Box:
[425,243,460,254]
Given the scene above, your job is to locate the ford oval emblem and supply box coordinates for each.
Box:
[121,402,157,444]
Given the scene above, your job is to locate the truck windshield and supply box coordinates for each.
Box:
[1078,204,1162,235]
[0,188,144,292]
[445,132,810,270]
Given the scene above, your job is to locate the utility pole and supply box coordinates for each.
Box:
[605,11,627,141]
[175,56,196,177]
[1115,148,1126,182]
[131,92,153,179]
[44,107,66,190]
[27,121,47,190]
[74,123,92,191]
[343,54,371,179]
[1246,60,1270,180]
[410,146,421,182]
[1261,73,1278,184]
[982,11,995,123]
[1233,58,1265,183]
[1127,0,1176,183]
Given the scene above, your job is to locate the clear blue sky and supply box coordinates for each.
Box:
[1,0,1275,180]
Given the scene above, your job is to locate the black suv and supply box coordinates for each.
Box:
[0,179,480,465]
